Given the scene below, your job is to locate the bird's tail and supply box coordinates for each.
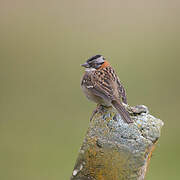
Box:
[111,100,133,124]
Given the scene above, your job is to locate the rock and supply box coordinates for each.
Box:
[71,105,164,180]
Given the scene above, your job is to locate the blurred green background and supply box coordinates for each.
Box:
[0,0,180,179]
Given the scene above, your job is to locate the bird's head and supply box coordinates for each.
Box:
[81,55,109,70]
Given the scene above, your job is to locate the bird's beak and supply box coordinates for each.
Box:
[81,62,89,68]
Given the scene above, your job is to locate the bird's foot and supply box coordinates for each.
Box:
[90,104,105,121]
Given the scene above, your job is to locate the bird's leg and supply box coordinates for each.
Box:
[90,104,105,121]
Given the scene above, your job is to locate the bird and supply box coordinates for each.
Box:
[81,55,133,124]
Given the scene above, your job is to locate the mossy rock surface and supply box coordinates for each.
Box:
[71,105,163,180]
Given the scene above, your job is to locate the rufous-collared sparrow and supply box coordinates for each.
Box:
[81,55,133,124]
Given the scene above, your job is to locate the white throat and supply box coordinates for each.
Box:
[85,68,96,72]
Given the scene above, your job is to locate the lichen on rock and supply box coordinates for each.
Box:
[71,105,163,180]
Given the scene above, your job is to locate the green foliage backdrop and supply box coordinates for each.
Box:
[0,1,180,179]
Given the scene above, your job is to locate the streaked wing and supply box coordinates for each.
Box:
[116,76,127,104]
[82,66,127,104]
[90,67,118,102]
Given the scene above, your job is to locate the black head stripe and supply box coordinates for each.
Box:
[87,54,102,62]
